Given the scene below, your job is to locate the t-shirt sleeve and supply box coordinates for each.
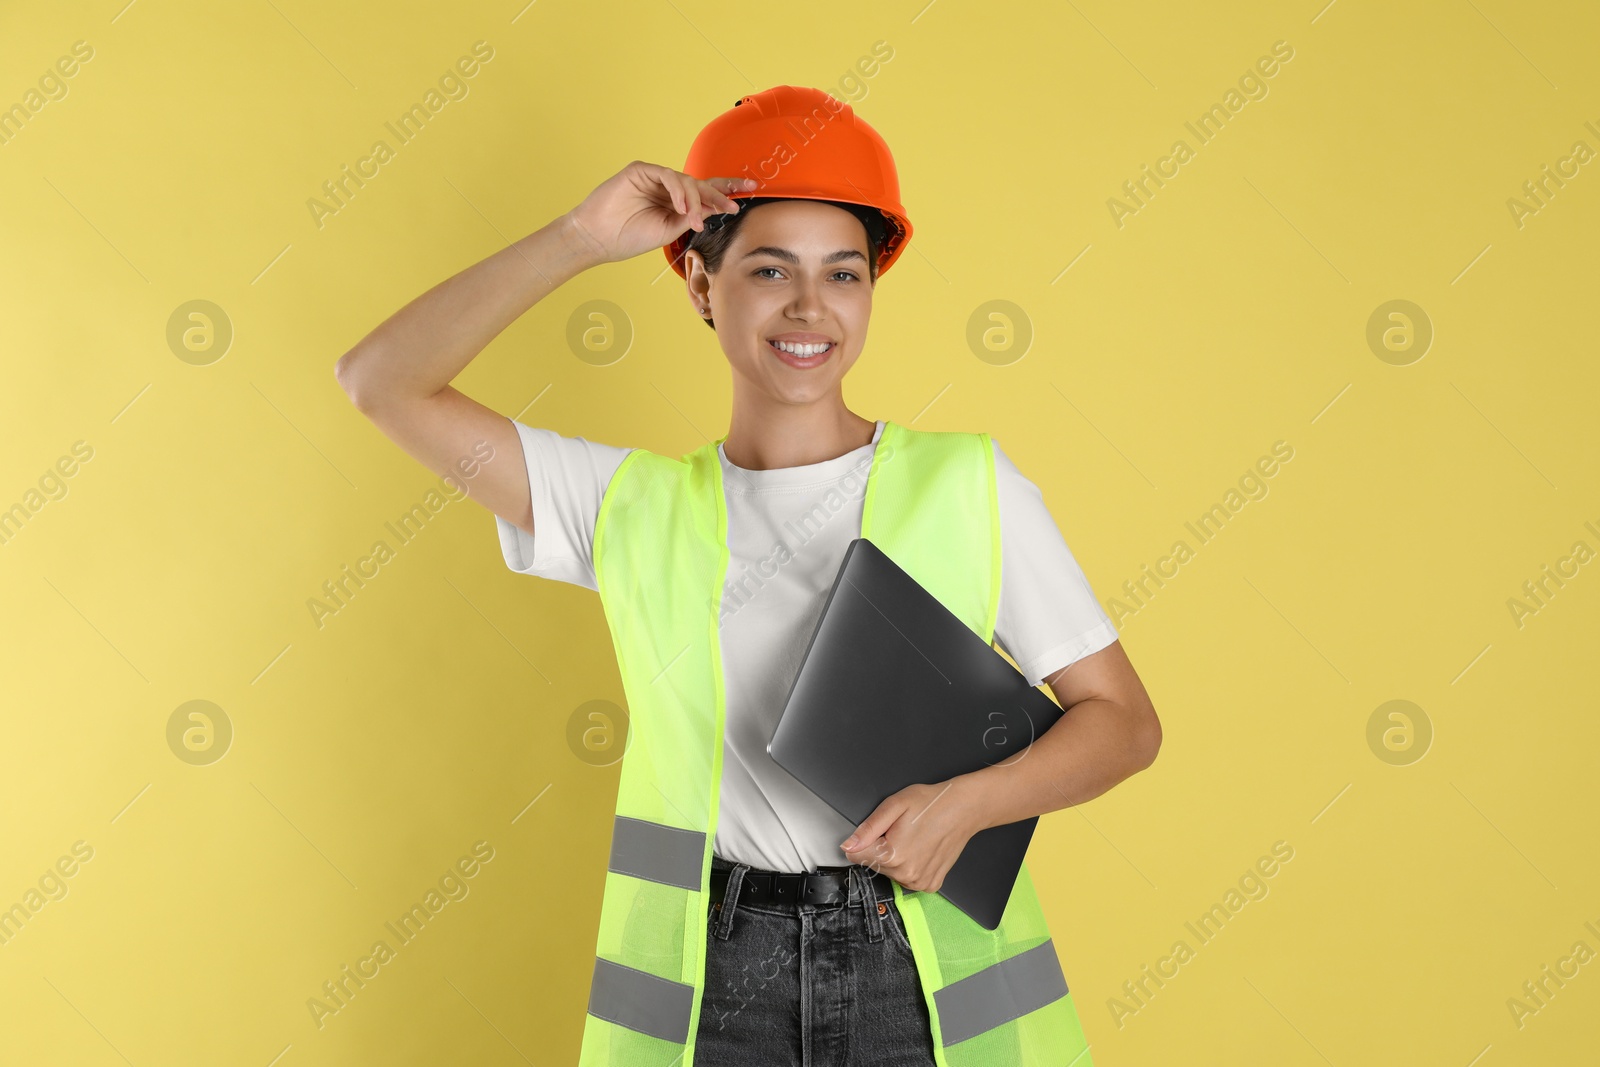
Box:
[991,438,1119,687]
[493,418,634,591]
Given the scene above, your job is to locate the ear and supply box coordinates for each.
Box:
[682,251,712,315]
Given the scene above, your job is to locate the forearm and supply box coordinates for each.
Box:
[952,696,1157,832]
[336,211,604,409]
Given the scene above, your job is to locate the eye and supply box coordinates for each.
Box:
[752,267,862,281]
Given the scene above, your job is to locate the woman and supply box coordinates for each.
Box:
[338,86,1160,1067]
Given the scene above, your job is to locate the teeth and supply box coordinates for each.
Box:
[771,340,832,356]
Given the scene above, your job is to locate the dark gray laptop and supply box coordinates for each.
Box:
[767,536,1067,930]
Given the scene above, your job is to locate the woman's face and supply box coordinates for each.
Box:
[687,200,874,407]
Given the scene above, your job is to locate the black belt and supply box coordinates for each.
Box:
[709,863,895,908]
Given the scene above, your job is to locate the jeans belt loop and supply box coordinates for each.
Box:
[856,865,886,942]
[713,863,747,940]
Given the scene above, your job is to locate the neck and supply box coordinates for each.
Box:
[721,397,876,471]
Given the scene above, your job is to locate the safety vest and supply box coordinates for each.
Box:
[579,419,1094,1066]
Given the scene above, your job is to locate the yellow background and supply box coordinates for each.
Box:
[3,1,1597,1063]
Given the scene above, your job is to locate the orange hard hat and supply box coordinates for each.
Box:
[664,85,913,280]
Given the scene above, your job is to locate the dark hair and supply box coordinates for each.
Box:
[684,197,889,330]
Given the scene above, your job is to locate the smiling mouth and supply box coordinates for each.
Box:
[767,339,836,367]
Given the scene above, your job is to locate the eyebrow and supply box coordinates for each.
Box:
[738,246,868,266]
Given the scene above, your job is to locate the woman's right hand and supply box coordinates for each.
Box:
[565,161,759,266]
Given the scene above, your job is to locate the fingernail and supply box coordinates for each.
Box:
[841,836,857,850]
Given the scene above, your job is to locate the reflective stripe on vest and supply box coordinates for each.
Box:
[587,956,694,1044]
[580,421,1095,1067]
[933,938,1071,1045]
[608,814,705,890]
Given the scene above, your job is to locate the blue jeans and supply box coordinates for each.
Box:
[695,854,939,1066]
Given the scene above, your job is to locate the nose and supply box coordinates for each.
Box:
[785,274,826,322]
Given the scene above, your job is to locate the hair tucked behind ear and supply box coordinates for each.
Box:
[685,198,887,331]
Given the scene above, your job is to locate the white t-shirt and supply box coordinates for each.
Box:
[494,419,1118,873]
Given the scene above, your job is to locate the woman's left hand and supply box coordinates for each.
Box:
[839,778,988,893]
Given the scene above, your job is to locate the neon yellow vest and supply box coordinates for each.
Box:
[579,419,1094,1066]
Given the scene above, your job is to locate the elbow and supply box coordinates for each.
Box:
[334,346,376,412]
[1133,704,1162,771]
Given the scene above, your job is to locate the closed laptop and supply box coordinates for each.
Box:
[768,537,1066,930]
